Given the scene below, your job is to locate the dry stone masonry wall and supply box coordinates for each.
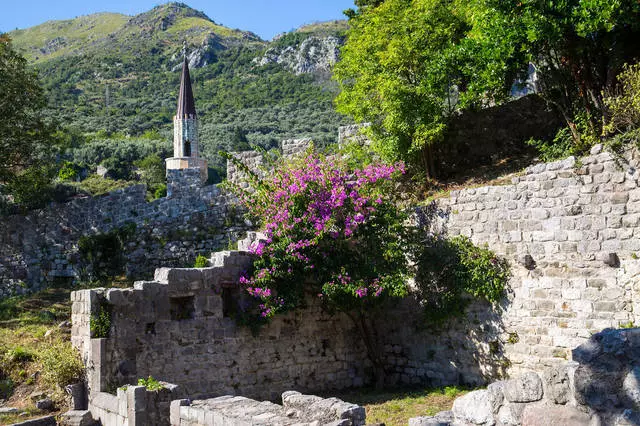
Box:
[438,144,640,376]
[0,179,246,298]
[412,327,640,425]
[71,239,369,412]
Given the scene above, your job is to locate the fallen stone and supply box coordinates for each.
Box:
[452,389,495,425]
[486,381,505,413]
[614,409,640,426]
[521,403,593,426]
[503,372,543,403]
[58,320,71,328]
[7,415,56,426]
[0,407,18,414]
[35,398,54,411]
[409,410,454,426]
[58,410,97,426]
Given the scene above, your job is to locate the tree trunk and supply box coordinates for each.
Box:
[348,311,386,389]
[422,144,436,182]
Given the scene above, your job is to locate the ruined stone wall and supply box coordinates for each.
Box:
[0,181,246,298]
[429,145,640,377]
[226,138,312,186]
[71,247,369,406]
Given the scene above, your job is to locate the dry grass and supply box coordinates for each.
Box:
[332,386,469,426]
[0,286,75,424]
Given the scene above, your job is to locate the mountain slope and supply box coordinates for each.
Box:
[7,3,351,174]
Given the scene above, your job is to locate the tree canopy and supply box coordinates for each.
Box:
[335,0,640,177]
[334,0,525,178]
[0,35,58,203]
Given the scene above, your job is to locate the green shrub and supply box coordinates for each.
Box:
[4,165,56,210]
[415,235,510,324]
[38,341,84,389]
[58,161,80,181]
[153,184,167,199]
[193,255,209,268]
[90,305,112,338]
[527,112,599,162]
[74,174,135,196]
[0,378,13,399]
[5,346,35,363]
[137,376,164,391]
[605,63,640,135]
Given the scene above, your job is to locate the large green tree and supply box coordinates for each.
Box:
[0,35,58,207]
[0,37,56,182]
[484,0,640,142]
[334,0,525,178]
[335,0,640,174]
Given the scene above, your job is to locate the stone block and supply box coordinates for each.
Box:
[520,402,593,426]
[622,366,640,406]
[408,411,454,426]
[497,401,526,426]
[58,410,95,426]
[452,390,495,425]
[503,372,543,403]
[543,364,571,404]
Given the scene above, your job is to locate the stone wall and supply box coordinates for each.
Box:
[170,391,366,426]
[411,327,640,425]
[0,177,246,299]
[90,383,182,426]
[226,138,312,186]
[435,145,640,376]
[71,242,369,409]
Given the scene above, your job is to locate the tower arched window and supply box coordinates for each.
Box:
[184,140,191,157]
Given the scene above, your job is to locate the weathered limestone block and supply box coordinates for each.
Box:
[503,372,543,403]
[622,366,640,407]
[58,410,95,426]
[452,390,495,425]
[543,363,574,405]
[520,403,594,426]
[497,401,526,426]
[408,411,454,426]
[281,391,366,426]
[572,328,640,410]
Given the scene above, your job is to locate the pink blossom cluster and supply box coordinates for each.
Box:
[236,153,405,318]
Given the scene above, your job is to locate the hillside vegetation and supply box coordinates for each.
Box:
[7,3,351,178]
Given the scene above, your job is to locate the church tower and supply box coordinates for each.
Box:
[166,44,208,195]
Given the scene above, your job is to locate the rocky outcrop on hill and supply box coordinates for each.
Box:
[255,36,342,75]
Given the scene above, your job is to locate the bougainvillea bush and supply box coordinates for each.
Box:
[226,150,409,383]
[232,152,409,320]
[225,148,509,386]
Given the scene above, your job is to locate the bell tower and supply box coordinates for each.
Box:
[166,42,208,195]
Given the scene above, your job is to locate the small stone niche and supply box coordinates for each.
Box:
[170,296,195,321]
[221,284,239,318]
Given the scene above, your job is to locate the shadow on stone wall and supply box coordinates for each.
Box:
[376,202,514,388]
[572,328,640,423]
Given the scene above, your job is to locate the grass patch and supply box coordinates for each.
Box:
[71,174,137,196]
[331,385,469,426]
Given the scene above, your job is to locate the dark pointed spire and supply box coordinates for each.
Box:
[176,45,197,119]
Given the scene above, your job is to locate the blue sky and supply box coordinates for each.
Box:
[0,1,355,40]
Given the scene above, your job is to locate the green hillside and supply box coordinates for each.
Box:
[7,2,351,176]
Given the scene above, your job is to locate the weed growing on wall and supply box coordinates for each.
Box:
[78,222,136,283]
[194,255,209,268]
[90,304,112,338]
[137,376,165,391]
